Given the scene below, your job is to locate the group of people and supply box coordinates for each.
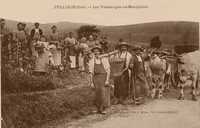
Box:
[1,18,150,115]
[1,19,109,74]
[88,42,150,114]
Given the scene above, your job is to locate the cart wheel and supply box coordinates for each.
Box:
[171,71,179,89]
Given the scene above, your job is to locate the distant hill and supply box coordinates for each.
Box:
[3,19,199,51]
[101,21,199,50]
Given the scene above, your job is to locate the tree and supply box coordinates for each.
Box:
[150,36,162,49]
[76,25,100,39]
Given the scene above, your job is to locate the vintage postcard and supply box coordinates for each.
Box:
[0,0,200,128]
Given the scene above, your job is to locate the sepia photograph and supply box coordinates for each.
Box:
[0,0,200,128]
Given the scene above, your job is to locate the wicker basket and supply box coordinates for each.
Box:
[35,44,44,53]
[109,57,125,78]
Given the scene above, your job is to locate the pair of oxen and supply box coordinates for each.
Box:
[143,49,200,101]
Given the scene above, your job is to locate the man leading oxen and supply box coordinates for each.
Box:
[129,45,149,104]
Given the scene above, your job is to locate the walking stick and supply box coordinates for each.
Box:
[131,67,136,103]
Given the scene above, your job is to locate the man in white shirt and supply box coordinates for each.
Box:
[65,32,78,68]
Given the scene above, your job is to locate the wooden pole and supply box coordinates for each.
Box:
[98,50,119,59]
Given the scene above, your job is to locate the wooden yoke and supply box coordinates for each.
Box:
[97,50,120,59]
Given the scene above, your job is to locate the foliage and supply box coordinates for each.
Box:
[76,25,101,39]
[150,36,162,48]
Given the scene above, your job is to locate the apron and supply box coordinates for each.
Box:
[79,52,84,71]
[132,55,149,99]
[114,52,130,99]
[49,33,62,66]
[93,59,110,108]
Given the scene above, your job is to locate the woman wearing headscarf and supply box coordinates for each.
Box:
[89,45,111,114]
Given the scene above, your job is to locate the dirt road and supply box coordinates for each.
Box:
[41,89,200,128]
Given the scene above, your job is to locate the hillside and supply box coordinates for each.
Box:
[101,21,199,50]
[3,19,199,51]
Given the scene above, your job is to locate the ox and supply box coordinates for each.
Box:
[175,50,200,101]
[143,50,172,99]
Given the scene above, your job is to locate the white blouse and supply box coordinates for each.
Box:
[88,57,110,74]
[136,55,142,62]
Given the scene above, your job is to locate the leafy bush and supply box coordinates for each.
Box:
[76,25,101,39]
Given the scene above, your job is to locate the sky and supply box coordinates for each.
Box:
[0,0,200,26]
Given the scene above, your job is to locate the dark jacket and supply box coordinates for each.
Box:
[30,28,43,39]
[99,41,108,53]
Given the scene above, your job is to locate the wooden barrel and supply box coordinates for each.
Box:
[109,57,125,78]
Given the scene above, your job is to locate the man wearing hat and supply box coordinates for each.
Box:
[112,42,132,104]
[65,32,78,68]
[30,22,44,56]
[30,22,43,41]
[88,45,111,114]
[93,34,100,45]
[99,35,109,53]
[129,45,149,105]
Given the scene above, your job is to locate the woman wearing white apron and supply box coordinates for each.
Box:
[48,25,62,67]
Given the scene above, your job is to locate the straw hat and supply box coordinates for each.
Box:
[91,45,102,53]
[117,42,131,49]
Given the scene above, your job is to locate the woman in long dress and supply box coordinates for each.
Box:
[13,22,29,72]
[89,45,111,114]
[48,25,62,67]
